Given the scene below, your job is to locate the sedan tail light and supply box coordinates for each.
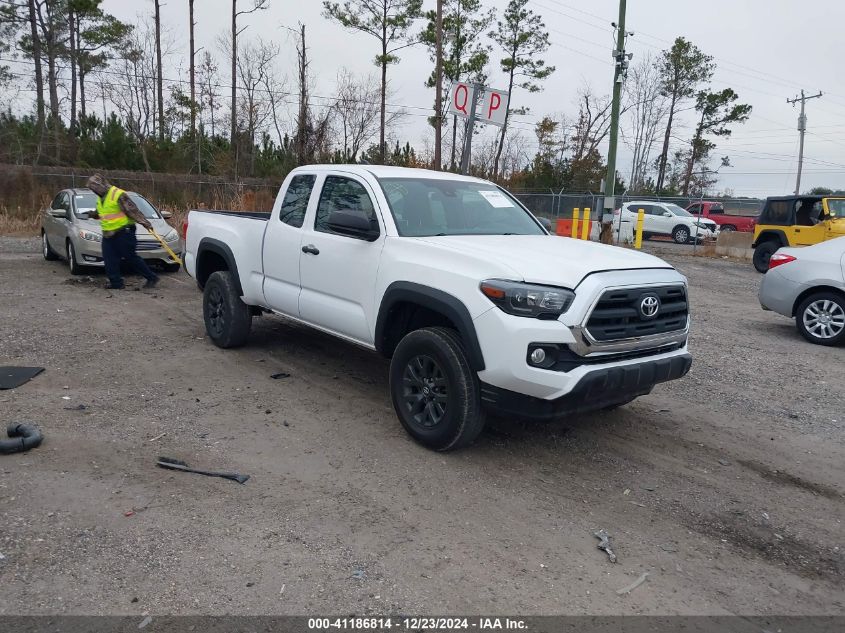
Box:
[768,253,796,269]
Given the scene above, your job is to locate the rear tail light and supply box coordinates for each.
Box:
[768,253,796,269]
[181,218,189,241]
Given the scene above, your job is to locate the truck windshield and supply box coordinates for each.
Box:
[378,177,545,237]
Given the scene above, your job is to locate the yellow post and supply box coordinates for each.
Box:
[635,208,645,249]
[581,208,591,240]
[571,208,580,238]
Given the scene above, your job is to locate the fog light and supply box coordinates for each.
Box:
[530,348,546,365]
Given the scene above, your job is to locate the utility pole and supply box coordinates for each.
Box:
[433,0,443,171]
[600,0,632,243]
[787,90,822,195]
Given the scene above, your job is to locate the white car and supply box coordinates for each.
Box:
[615,201,719,244]
[184,166,692,451]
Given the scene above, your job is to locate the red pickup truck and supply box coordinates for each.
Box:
[686,201,757,232]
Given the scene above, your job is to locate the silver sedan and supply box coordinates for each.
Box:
[759,237,845,345]
[41,188,182,275]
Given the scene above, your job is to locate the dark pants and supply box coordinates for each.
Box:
[102,225,158,288]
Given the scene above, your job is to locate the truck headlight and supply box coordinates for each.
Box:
[78,229,101,242]
[480,279,575,319]
[164,229,179,242]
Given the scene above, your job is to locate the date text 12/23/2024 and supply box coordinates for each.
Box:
[308,618,528,631]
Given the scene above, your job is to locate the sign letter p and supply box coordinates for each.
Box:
[487,92,502,120]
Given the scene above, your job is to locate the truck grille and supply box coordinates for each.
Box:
[586,285,688,342]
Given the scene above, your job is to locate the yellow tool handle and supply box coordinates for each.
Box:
[148,228,183,265]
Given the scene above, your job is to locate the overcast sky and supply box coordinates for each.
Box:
[91,1,845,195]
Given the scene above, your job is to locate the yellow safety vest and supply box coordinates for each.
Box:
[96,186,132,232]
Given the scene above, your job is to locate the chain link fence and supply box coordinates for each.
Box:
[512,190,764,225]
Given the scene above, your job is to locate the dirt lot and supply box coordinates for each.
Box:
[1,236,842,616]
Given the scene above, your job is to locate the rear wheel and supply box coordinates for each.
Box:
[66,240,84,275]
[721,225,737,232]
[389,327,486,451]
[796,292,845,346]
[672,225,690,244]
[42,231,58,260]
[753,240,779,273]
[203,270,252,348]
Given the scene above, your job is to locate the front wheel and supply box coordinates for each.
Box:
[753,241,779,273]
[389,327,486,451]
[672,226,690,244]
[203,270,252,348]
[721,225,737,232]
[796,292,845,346]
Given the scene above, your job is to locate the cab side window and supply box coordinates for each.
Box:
[315,176,379,236]
[279,175,316,228]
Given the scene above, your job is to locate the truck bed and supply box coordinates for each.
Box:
[184,208,271,304]
[190,210,271,220]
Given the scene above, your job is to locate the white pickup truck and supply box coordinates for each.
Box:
[184,165,692,451]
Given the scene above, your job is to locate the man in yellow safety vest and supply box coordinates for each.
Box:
[86,174,160,290]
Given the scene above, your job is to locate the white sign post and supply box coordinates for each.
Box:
[448,82,510,173]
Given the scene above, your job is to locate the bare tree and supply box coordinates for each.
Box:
[623,54,668,192]
[230,0,268,159]
[331,69,383,161]
[570,85,613,162]
[106,21,158,171]
[235,36,278,175]
[198,50,219,137]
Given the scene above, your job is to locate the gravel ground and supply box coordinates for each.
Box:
[0,237,842,615]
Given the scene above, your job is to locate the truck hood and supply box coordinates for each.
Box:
[412,235,674,288]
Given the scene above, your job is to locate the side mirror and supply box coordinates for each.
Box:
[49,208,67,218]
[663,211,673,217]
[537,217,552,232]
[160,210,172,219]
[327,210,380,241]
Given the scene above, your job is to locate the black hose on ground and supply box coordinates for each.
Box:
[0,423,43,454]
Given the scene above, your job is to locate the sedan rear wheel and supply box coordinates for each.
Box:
[797,292,845,346]
[42,231,59,261]
[66,240,84,275]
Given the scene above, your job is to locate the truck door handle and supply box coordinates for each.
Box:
[302,244,320,255]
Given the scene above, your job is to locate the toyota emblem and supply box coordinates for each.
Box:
[639,294,660,319]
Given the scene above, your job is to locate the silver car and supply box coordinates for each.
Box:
[41,188,183,275]
[759,236,845,345]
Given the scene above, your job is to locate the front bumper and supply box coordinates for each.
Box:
[75,236,183,267]
[473,269,692,401]
[481,353,692,420]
